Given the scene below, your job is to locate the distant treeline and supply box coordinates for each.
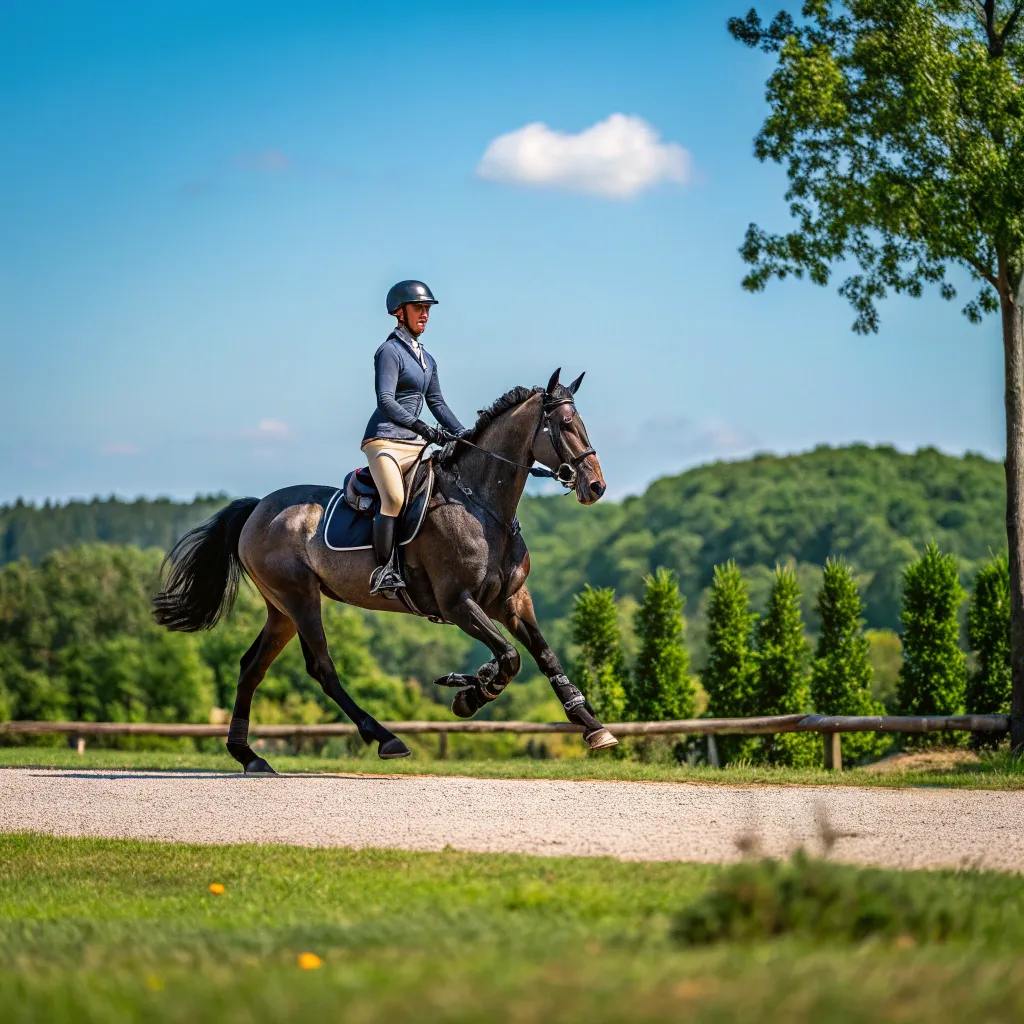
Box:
[0,495,229,567]
[1,444,1009,634]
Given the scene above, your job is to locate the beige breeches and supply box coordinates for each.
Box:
[360,438,426,517]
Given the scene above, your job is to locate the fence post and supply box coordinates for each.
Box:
[438,732,448,760]
[707,734,720,768]
[822,732,842,771]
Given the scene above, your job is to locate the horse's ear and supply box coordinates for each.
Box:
[568,372,585,395]
[546,368,561,394]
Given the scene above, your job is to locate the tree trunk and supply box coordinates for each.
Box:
[1002,293,1024,751]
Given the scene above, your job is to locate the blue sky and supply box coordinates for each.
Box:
[0,0,1006,504]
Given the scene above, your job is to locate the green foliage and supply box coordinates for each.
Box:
[755,566,819,766]
[0,494,229,566]
[897,542,968,724]
[672,852,980,946]
[0,544,433,732]
[1,447,1010,637]
[0,545,214,726]
[811,558,886,762]
[966,554,1012,715]
[865,629,903,711]
[581,445,1003,634]
[703,561,758,762]
[570,585,627,721]
[202,583,432,725]
[628,568,695,722]
[728,2,1024,333]
[358,611,476,690]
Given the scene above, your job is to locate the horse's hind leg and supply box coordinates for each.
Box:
[432,591,522,718]
[500,585,618,751]
[226,604,297,773]
[287,601,411,760]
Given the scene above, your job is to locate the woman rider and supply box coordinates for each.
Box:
[363,280,467,596]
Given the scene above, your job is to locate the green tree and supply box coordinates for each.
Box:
[756,565,819,766]
[729,1,1024,747]
[0,545,215,729]
[703,561,759,762]
[629,567,695,721]
[811,558,886,762]
[967,555,1012,715]
[570,585,627,722]
[897,543,968,730]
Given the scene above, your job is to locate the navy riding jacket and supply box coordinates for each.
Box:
[362,326,466,443]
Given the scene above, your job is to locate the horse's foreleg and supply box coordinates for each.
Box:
[227,604,296,773]
[432,591,521,718]
[500,586,618,752]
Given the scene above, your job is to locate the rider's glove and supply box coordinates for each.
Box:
[412,420,444,445]
[435,426,460,444]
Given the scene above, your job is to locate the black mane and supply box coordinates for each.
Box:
[467,386,543,441]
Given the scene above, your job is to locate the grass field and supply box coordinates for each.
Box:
[3,833,1024,1023]
[2,743,1023,789]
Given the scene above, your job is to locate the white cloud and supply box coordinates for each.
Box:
[253,419,289,437]
[476,114,692,199]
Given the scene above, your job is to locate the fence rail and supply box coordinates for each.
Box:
[0,714,1008,771]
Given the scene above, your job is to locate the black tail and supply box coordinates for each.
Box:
[153,497,261,632]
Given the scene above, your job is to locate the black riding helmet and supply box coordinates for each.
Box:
[386,280,438,315]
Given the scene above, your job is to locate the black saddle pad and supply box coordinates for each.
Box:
[323,462,433,551]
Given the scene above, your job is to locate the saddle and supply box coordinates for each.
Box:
[322,457,435,552]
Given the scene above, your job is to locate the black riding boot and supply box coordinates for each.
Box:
[369,513,405,597]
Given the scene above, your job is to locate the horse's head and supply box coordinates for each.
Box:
[534,368,607,505]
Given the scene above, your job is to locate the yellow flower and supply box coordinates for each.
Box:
[298,952,322,970]
[208,882,226,895]
[145,974,164,992]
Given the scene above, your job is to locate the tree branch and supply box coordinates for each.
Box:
[967,256,1000,291]
[1002,1,1024,46]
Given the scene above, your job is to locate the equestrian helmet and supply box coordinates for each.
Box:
[386,280,438,314]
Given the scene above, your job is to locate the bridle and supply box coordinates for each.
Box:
[445,392,596,490]
[439,390,598,534]
[538,392,597,491]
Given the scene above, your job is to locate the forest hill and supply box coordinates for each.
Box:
[1,444,1007,634]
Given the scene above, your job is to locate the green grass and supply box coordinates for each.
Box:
[3,834,1024,1023]
[2,743,1024,789]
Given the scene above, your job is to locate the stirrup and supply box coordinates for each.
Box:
[369,563,406,598]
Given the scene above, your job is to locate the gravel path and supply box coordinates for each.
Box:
[2,768,1022,872]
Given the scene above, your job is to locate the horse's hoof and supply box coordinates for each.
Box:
[452,687,481,719]
[584,728,618,751]
[378,737,411,760]
[244,757,277,774]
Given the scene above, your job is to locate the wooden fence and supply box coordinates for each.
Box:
[0,713,1008,771]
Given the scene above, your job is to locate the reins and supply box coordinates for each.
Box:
[437,394,597,535]
[448,436,562,480]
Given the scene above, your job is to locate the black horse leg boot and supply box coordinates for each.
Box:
[369,513,405,597]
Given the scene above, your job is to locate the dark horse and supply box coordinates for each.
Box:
[154,369,617,772]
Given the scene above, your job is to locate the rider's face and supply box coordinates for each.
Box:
[400,302,431,336]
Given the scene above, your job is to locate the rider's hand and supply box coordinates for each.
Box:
[436,426,459,444]
[412,420,443,445]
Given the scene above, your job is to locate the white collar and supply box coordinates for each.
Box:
[394,326,427,367]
